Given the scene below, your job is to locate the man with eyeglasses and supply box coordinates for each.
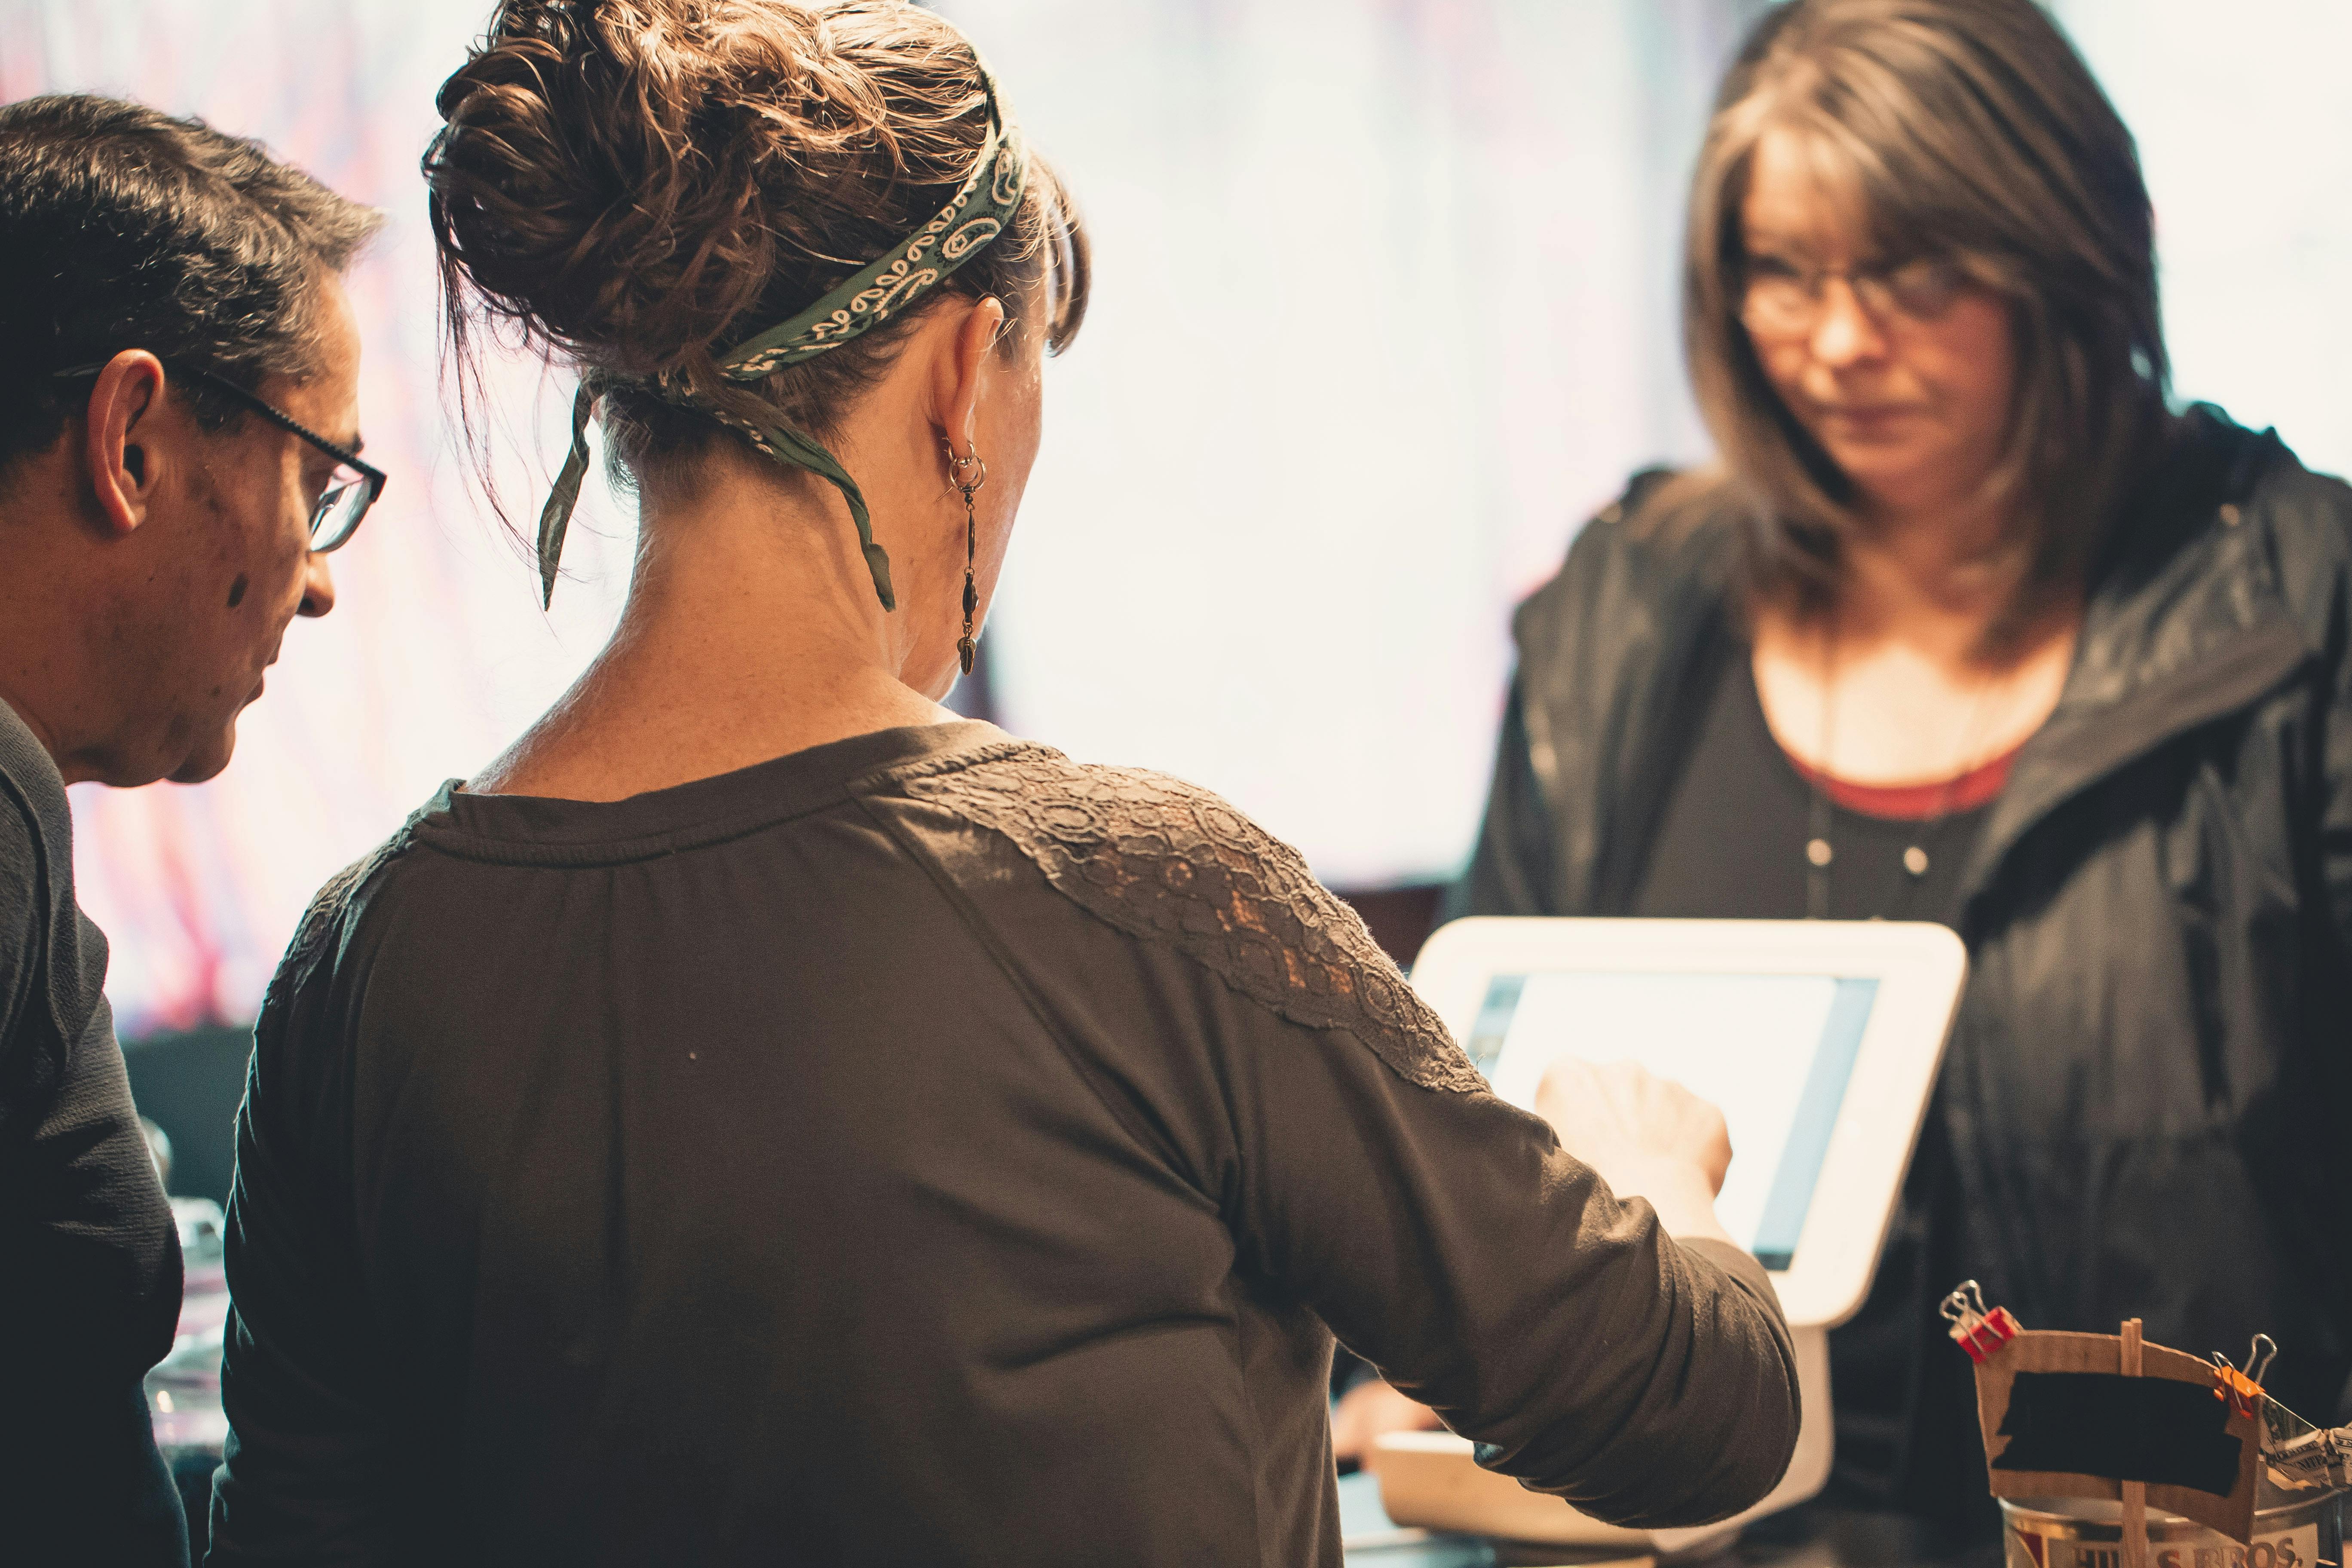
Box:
[0,94,382,1564]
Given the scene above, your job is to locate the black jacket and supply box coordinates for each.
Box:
[1454,407,2352,1446]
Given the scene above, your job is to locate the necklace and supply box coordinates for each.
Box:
[1802,619,2009,921]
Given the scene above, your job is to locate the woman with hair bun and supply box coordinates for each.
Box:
[1434,0,2352,1533]
[204,3,1799,1562]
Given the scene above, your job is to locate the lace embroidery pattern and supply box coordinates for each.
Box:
[897,748,1485,1095]
[260,830,409,1023]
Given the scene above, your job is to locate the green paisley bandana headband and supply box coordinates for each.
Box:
[534,73,1030,609]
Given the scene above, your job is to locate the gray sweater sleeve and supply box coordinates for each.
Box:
[0,707,187,1565]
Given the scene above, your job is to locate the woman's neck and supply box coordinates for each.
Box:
[1836,489,2034,665]
[470,461,950,802]
[1752,490,2080,786]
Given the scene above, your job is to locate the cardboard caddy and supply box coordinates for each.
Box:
[1974,1327,2261,1547]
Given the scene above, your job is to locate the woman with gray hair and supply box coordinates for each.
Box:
[1422,0,2352,1531]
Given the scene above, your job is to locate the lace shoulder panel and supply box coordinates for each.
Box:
[894,748,1486,1095]
[259,828,411,1024]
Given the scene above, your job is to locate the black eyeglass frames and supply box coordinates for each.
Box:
[49,360,386,552]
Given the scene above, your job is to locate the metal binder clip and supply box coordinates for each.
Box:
[1941,1280,2022,1363]
[2213,1335,2277,1418]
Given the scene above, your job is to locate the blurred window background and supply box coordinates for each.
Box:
[3,0,2347,1080]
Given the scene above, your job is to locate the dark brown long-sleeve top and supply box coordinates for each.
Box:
[208,722,1798,1567]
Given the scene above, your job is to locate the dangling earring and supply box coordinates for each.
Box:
[944,441,988,676]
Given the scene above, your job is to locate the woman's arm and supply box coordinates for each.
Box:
[1447,497,1658,930]
[894,751,1800,1523]
[207,872,395,1566]
[1203,974,1800,1526]
[2326,628,2352,950]
[1330,1054,1749,1468]
[1444,677,1558,921]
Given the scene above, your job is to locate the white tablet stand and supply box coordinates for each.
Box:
[1374,917,1969,1554]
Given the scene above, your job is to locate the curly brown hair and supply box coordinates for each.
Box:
[425,0,1088,490]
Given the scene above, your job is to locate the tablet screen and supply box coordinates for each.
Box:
[1463,972,1879,1270]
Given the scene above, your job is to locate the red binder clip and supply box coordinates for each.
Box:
[1941,1280,2021,1363]
[2212,1335,2276,1418]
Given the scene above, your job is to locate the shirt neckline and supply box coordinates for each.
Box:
[1740,663,2021,824]
[1785,744,2022,820]
[411,720,1014,864]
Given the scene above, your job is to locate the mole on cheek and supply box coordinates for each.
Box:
[227,575,248,609]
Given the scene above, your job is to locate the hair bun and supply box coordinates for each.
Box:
[427,0,1087,495]
[432,0,837,374]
